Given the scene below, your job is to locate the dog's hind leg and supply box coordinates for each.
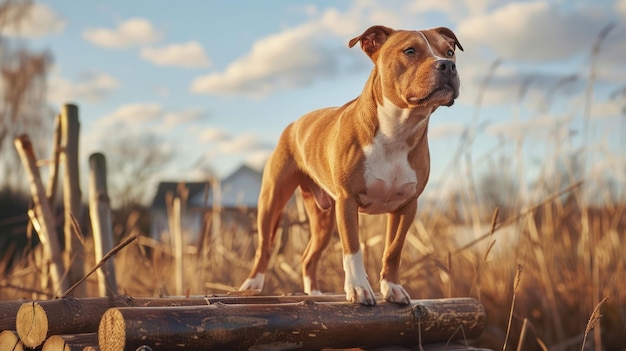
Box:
[300,181,336,295]
[239,140,300,292]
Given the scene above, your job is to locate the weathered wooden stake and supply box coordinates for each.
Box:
[45,113,61,208]
[98,298,485,351]
[172,196,183,296]
[89,153,117,297]
[60,103,86,297]
[165,184,188,297]
[14,135,67,295]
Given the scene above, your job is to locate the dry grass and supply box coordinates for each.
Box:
[4,182,623,351]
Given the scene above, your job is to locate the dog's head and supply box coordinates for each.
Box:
[349,25,463,109]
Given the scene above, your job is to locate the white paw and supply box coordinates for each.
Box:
[303,276,323,296]
[239,273,265,291]
[380,279,411,305]
[343,250,376,305]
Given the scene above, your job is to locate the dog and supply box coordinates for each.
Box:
[240,25,462,305]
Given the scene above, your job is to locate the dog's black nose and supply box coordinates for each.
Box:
[434,59,456,75]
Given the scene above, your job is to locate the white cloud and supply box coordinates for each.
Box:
[190,7,367,97]
[140,41,211,68]
[48,72,120,106]
[96,103,163,129]
[191,23,339,97]
[199,128,230,143]
[162,108,208,129]
[197,129,274,167]
[1,3,65,38]
[92,104,212,140]
[457,1,605,62]
[83,18,161,49]
[218,132,272,154]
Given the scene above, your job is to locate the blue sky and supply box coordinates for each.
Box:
[4,0,626,204]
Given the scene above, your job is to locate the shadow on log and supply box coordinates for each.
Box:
[98,298,485,351]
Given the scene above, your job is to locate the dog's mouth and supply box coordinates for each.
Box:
[408,84,458,107]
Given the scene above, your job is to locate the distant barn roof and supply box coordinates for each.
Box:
[150,165,262,210]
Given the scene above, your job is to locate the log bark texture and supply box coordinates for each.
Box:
[98,298,485,351]
[4,295,347,339]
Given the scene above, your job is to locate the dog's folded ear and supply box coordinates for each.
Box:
[348,25,395,61]
[434,27,464,52]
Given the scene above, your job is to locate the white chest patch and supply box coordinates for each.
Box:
[358,99,422,214]
[359,134,417,214]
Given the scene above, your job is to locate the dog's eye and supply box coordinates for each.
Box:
[404,48,416,55]
[446,49,454,57]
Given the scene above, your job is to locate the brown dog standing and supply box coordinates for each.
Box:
[240,25,462,305]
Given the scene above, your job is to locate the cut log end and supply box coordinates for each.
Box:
[0,330,24,351]
[41,335,70,351]
[41,334,99,351]
[16,302,49,348]
[98,308,126,351]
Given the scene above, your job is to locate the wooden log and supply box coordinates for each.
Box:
[98,298,485,351]
[0,330,24,351]
[5,295,349,341]
[88,153,118,297]
[14,135,67,295]
[60,104,86,297]
[0,299,23,331]
[42,333,98,351]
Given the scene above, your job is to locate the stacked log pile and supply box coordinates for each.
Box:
[0,294,488,351]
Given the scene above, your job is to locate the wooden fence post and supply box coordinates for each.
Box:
[167,183,188,296]
[60,103,86,296]
[45,113,61,208]
[14,135,67,295]
[88,153,118,297]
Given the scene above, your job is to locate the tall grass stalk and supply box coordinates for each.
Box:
[503,263,522,351]
[515,318,528,351]
[581,296,609,351]
[468,208,499,298]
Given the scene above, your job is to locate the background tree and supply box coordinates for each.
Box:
[0,0,54,192]
[99,129,174,209]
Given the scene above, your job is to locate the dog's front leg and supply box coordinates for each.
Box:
[380,199,417,305]
[336,197,376,305]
